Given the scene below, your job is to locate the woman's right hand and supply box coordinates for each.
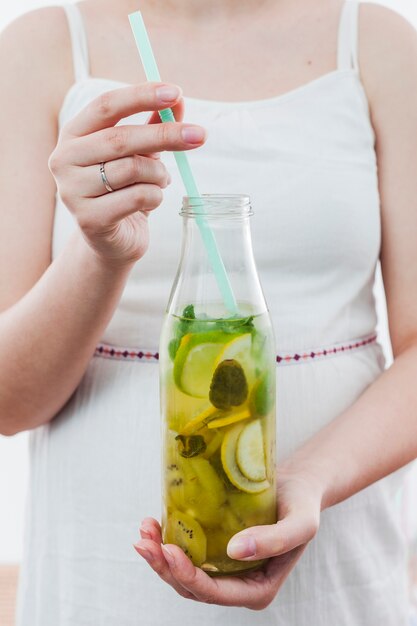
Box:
[48,82,206,268]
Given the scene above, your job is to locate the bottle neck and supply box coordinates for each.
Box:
[167,197,267,319]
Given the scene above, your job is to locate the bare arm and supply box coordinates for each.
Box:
[285,3,417,508]
[0,9,205,435]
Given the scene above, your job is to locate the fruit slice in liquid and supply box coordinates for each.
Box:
[221,422,270,494]
[165,510,207,567]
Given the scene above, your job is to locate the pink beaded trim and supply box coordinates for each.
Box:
[95,345,159,362]
[94,334,377,365]
[276,334,377,365]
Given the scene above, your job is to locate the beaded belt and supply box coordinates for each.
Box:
[94,333,377,366]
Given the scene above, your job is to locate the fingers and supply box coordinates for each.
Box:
[90,182,163,219]
[47,83,194,266]
[65,122,206,167]
[63,82,183,136]
[148,98,185,125]
[134,522,272,609]
[136,520,196,599]
[70,183,162,236]
[264,544,307,581]
[159,544,232,605]
[134,539,196,601]
[159,542,311,610]
[81,155,171,197]
[227,511,319,562]
[160,544,277,609]
[139,518,162,543]
[133,519,308,610]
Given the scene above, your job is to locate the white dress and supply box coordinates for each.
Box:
[16,2,410,624]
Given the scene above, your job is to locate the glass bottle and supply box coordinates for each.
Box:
[160,195,276,575]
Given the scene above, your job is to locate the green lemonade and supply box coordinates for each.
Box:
[160,306,277,575]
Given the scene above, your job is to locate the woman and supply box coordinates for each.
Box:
[0,0,416,623]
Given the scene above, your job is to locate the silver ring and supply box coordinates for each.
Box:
[100,162,114,193]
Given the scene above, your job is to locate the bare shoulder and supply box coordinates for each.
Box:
[0,7,74,304]
[360,2,416,28]
[359,1,417,48]
[358,3,417,111]
[0,6,73,113]
[0,5,70,54]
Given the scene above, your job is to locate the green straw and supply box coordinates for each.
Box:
[128,11,237,315]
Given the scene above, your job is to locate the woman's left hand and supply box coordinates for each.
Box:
[133,469,323,610]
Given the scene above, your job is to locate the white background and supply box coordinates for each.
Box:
[1,0,417,563]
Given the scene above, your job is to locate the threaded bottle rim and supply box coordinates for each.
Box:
[181,194,253,217]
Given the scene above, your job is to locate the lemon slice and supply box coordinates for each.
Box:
[236,419,267,482]
[181,405,251,435]
[180,405,219,436]
[206,407,251,429]
[202,429,223,458]
[215,333,253,379]
[173,331,229,397]
[221,422,270,494]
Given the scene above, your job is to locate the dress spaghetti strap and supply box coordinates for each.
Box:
[62,3,90,82]
[337,1,360,71]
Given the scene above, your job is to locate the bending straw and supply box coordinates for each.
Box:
[128,11,237,315]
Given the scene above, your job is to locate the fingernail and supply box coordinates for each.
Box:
[133,544,154,562]
[156,85,181,104]
[181,125,206,144]
[227,535,257,559]
[161,544,176,567]
[139,526,151,539]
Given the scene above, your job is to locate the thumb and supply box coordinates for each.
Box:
[227,511,319,562]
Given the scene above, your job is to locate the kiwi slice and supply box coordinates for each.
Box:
[166,460,189,517]
[186,458,227,526]
[166,457,226,527]
[164,510,207,567]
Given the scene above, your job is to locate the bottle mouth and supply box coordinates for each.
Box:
[181,194,253,217]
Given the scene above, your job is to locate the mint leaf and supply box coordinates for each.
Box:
[168,337,181,360]
[182,304,195,320]
[168,305,256,362]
